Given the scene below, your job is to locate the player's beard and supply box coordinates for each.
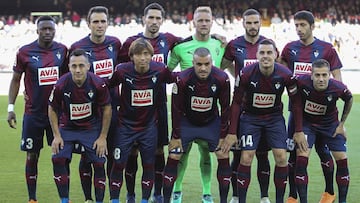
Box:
[148,25,160,34]
[246,28,259,38]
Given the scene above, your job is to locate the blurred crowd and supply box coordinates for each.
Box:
[1,0,360,26]
[0,0,360,71]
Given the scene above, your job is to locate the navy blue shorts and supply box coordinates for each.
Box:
[112,124,157,165]
[21,114,53,152]
[180,117,220,152]
[52,128,106,163]
[72,108,118,154]
[239,113,287,150]
[287,112,330,153]
[302,121,346,152]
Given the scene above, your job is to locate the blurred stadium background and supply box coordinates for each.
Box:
[0,0,359,93]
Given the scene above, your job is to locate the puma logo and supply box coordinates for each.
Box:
[164,175,174,183]
[112,181,121,187]
[237,179,245,185]
[126,78,134,84]
[53,176,61,182]
[32,56,39,61]
[295,175,305,181]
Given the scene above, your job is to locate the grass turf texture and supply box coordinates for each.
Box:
[0,95,359,202]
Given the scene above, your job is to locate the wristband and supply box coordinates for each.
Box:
[7,104,14,112]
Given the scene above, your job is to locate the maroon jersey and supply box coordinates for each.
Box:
[171,67,230,139]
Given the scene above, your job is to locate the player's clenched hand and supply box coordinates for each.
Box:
[221,134,238,153]
[51,136,64,155]
[93,136,108,157]
[293,131,308,153]
[7,112,17,129]
[168,138,182,153]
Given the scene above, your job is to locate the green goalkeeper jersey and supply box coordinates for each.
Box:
[167,35,225,71]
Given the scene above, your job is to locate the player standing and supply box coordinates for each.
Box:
[69,6,122,203]
[221,8,270,203]
[166,6,225,203]
[107,38,175,203]
[280,10,343,203]
[224,39,301,203]
[118,3,181,203]
[7,16,68,203]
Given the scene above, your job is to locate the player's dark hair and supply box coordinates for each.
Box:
[87,6,109,23]
[258,38,277,50]
[242,8,260,17]
[128,38,154,57]
[194,47,211,57]
[36,15,55,25]
[144,3,165,18]
[312,59,330,71]
[69,48,89,61]
[294,10,315,25]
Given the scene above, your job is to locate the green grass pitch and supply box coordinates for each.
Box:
[0,95,359,202]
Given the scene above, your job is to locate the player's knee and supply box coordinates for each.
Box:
[240,151,255,166]
[332,151,347,161]
[274,151,287,166]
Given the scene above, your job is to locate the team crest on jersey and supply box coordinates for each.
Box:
[160,40,165,47]
[38,66,59,86]
[313,50,319,58]
[108,45,113,52]
[191,96,213,112]
[304,100,327,115]
[327,94,333,101]
[70,102,92,120]
[275,82,281,89]
[131,89,153,106]
[172,83,178,94]
[211,84,217,92]
[216,48,220,56]
[152,75,157,83]
[56,51,61,60]
[88,90,94,98]
[252,93,276,108]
